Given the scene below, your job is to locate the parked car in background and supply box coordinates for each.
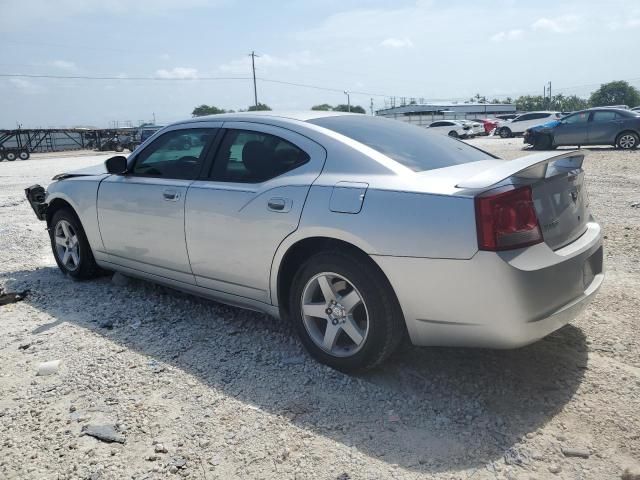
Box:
[427,120,472,138]
[632,106,640,113]
[496,111,562,138]
[24,112,604,371]
[524,108,640,150]
[459,120,484,136]
[495,114,518,121]
[472,118,499,135]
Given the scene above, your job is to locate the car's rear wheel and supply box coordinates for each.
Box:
[6,151,17,161]
[289,250,404,371]
[50,208,100,279]
[499,127,512,138]
[114,144,124,153]
[616,131,639,150]
[448,130,459,138]
[19,150,30,160]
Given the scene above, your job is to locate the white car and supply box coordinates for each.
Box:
[496,111,562,138]
[460,120,485,136]
[427,120,472,138]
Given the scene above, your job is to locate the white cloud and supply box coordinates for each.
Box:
[49,60,77,70]
[380,37,414,48]
[490,29,523,42]
[8,78,45,94]
[155,67,198,79]
[532,15,581,33]
[218,51,321,74]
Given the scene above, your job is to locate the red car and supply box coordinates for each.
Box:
[472,118,499,135]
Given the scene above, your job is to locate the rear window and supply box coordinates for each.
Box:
[308,115,496,172]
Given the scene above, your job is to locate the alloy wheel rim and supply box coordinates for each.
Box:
[620,135,635,149]
[300,272,369,357]
[54,219,81,271]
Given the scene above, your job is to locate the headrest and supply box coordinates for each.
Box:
[242,141,273,179]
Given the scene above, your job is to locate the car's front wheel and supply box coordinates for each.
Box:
[499,127,512,138]
[289,250,404,371]
[534,134,555,150]
[616,131,639,150]
[49,208,100,279]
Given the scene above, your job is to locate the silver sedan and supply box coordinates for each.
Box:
[25,112,604,371]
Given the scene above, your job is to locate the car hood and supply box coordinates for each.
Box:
[529,120,560,132]
[51,162,109,181]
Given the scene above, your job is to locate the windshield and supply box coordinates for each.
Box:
[308,115,496,172]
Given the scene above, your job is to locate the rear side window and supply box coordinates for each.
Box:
[210,129,309,183]
[308,115,495,172]
[592,111,619,122]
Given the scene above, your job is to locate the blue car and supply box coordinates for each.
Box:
[523,108,640,150]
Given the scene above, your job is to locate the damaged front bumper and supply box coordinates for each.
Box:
[25,184,47,221]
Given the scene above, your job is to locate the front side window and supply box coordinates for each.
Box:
[132,128,216,180]
[210,129,310,183]
[563,112,590,125]
[513,114,532,122]
[308,115,496,172]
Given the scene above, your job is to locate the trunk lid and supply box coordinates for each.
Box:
[531,166,589,250]
[456,150,589,251]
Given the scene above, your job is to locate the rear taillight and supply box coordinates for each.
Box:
[475,186,543,251]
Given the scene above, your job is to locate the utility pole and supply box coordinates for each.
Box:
[548,81,552,108]
[344,91,350,112]
[152,112,156,125]
[249,51,259,109]
[370,98,374,115]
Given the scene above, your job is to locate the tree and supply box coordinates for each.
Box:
[550,94,589,112]
[248,103,272,111]
[589,81,640,107]
[311,104,333,111]
[191,104,226,117]
[515,95,546,111]
[333,104,366,114]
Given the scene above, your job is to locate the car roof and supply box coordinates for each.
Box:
[174,110,356,126]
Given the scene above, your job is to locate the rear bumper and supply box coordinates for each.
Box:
[25,184,47,221]
[372,221,604,348]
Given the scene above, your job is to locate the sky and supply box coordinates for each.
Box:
[1,0,639,128]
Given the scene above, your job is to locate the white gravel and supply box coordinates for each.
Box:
[1,142,639,480]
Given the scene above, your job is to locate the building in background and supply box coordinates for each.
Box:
[376,102,517,127]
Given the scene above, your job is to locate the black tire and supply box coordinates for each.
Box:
[289,250,405,372]
[499,127,512,139]
[615,131,639,150]
[49,208,100,280]
[534,134,554,150]
[114,144,124,153]
[448,130,459,138]
[6,151,17,161]
[18,150,30,160]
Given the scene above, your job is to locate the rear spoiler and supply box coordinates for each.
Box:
[456,150,584,190]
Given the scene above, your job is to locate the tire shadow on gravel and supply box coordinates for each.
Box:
[3,267,588,474]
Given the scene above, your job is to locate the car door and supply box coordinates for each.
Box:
[588,110,621,145]
[185,122,326,303]
[553,111,590,146]
[97,124,221,284]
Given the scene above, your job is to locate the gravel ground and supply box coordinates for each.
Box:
[1,140,639,480]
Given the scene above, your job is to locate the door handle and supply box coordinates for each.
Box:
[267,197,291,213]
[163,189,180,201]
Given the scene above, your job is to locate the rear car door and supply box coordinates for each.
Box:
[97,124,220,284]
[553,111,590,146]
[588,110,621,145]
[185,122,326,303]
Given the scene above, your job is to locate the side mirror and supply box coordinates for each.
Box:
[105,155,128,174]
